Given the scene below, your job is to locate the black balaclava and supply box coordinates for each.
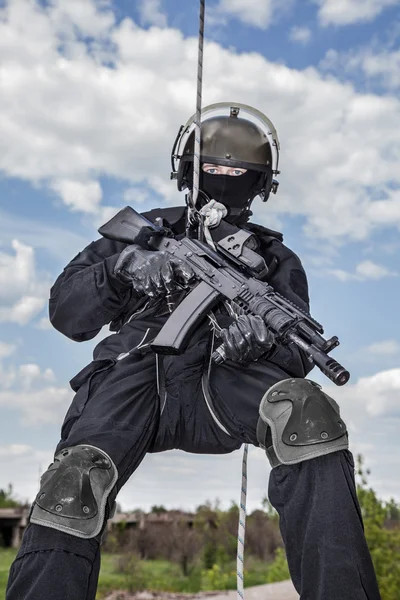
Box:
[200,170,260,207]
[187,167,261,222]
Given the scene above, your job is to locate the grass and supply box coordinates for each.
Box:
[96,555,272,599]
[0,550,273,600]
[0,549,17,598]
[97,556,203,598]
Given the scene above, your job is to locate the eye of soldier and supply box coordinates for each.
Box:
[202,164,247,176]
[204,166,219,174]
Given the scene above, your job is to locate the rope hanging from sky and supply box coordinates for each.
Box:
[191,0,205,210]
[192,2,249,598]
[237,444,249,600]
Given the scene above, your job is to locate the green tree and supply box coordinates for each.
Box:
[150,505,167,514]
[355,454,400,599]
[265,547,291,583]
[194,500,220,570]
[384,498,400,529]
[0,484,22,508]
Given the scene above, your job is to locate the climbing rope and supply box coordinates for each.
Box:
[192,3,248,598]
[191,0,205,211]
[206,320,249,600]
[237,444,248,600]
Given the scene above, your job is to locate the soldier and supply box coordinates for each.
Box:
[6,103,381,599]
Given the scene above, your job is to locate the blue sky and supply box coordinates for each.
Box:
[0,0,399,512]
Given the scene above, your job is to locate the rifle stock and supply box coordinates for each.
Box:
[98,206,161,247]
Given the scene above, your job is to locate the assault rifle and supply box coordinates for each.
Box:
[99,206,350,386]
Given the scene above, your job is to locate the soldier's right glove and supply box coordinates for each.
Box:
[114,244,195,298]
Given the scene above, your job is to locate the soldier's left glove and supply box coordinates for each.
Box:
[220,314,275,363]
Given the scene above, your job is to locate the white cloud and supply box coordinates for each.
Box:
[0,354,71,427]
[0,240,51,325]
[365,340,400,355]
[0,208,89,264]
[321,46,400,91]
[331,368,400,418]
[211,0,274,29]
[0,359,16,390]
[0,386,71,426]
[0,444,54,504]
[137,0,167,28]
[0,342,17,359]
[48,0,115,39]
[352,49,400,89]
[19,364,56,390]
[0,346,71,427]
[1,0,400,246]
[0,444,32,458]
[328,260,397,281]
[346,339,400,368]
[50,179,103,214]
[289,25,312,44]
[209,0,294,30]
[0,241,35,301]
[92,205,125,230]
[35,317,53,330]
[117,446,272,513]
[356,260,397,279]
[313,0,398,26]
[8,296,47,325]
[123,186,151,204]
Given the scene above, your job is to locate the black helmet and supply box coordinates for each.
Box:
[171,103,280,204]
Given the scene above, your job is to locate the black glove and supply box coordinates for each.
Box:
[114,245,195,298]
[220,314,275,363]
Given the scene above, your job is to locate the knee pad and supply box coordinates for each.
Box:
[256,378,349,468]
[30,444,118,540]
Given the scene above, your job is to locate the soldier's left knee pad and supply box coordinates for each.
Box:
[256,378,349,468]
[30,444,118,540]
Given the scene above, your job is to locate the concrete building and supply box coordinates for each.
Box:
[0,507,197,548]
[0,507,30,548]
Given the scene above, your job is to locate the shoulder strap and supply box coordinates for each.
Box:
[245,222,284,244]
[244,222,284,279]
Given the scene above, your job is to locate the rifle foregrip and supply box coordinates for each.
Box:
[151,281,221,355]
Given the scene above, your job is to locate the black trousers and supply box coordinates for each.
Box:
[6,319,381,600]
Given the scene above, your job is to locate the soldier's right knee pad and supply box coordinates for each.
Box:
[257,378,349,468]
[30,444,118,540]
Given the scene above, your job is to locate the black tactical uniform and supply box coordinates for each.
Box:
[7,101,382,599]
[6,205,381,600]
